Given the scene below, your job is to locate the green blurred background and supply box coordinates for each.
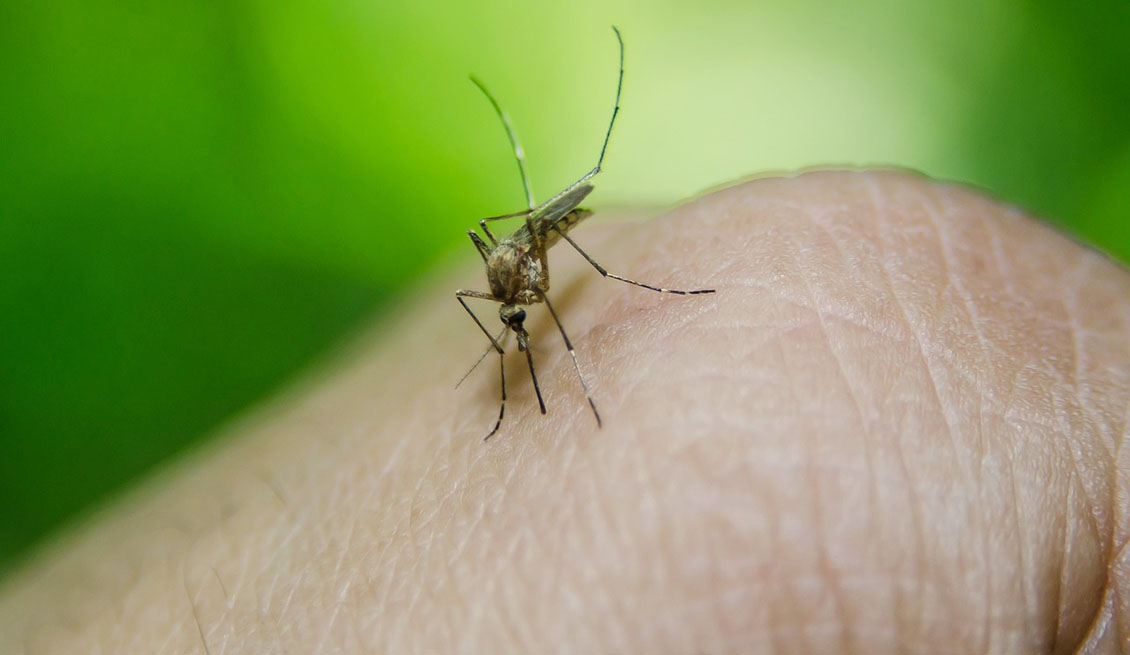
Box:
[1,0,1128,573]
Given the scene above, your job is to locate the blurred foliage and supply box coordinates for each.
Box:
[1,0,1127,572]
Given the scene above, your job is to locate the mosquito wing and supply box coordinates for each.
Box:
[510,183,595,249]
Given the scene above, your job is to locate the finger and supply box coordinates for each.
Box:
[2,170,1128,654]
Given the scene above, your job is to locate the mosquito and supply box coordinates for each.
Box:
[456,26,715,440]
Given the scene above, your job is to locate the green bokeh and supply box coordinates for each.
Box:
[1,0,1127,572]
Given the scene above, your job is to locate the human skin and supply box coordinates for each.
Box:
[1,170,1128,653]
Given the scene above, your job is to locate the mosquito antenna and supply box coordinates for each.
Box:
[456,327,508,390]
[514,25,625,220]
[596,26,625,174]
[541,293,601,427]
[469,75,536,211]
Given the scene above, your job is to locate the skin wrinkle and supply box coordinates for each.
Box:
[808,370,854,651]
[791,410,868,648]
[614,372,745,645]
[6,171,1130,653]
[976,346,993,654]
[1073,471,1121,651]
[866,178,958,447]
[183,569,214,655]
[926,196,1006,368]
[916,184,1028,644]
[751,278,910,346]
[1002,424,1032,649]
[942,193,1041,646]
[315,521,356,650]
[315,576,349,652]
[1013,214,1115,648]
[1056,475,1082,649]
[984,206,1020,299]
[587,332,680,427]
[866,175,942,647]
[621,429,670,599]
[1052,383,1107,633]
[1116,538,1130,648]
[769,333,819,655]
[1071,258,1130,573]
[255,469,290,508]
[502,517,547,649]
[1079,583,1118,651]
[1065,259,1100,435]
[504,517,550,641]
[1057,286,1108,546]
[759,438,788,655]
[1080,439,1130,651]
[422,476,469,649]
[929,189,998,652]
[788,228,857,648]
[1117,400,1130,580]
[612,325,706,420]
[588,442,642,650]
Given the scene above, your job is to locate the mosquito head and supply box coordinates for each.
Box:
[500,304,526,329]
[500,304,532,351]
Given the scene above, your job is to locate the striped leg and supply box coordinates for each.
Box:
[541,293,601,428]
[552,228,716,295]
[456,291,508,439]
[485,347,506,441]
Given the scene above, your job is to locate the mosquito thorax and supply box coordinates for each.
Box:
[487,243,542,304]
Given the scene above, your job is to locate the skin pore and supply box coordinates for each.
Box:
[1,170,1128,653]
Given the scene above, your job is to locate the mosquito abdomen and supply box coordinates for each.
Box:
[542,208,594,250]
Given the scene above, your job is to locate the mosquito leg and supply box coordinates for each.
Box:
[480,209,533,222]
[457,292,512,439]
[541,293,601,428]
[469,76,536,211]
[456,292,505,352]
[479,220,497,245]
[467,231,491,264]
[522,339,547,416]
[484,346,506,440]
[525,212,542,250]
[525,212,544,263]
[525,212,551,292]
[553,227,715,294]
[476,208,536,246]
[456,326,507,390]
[477,208,546,244]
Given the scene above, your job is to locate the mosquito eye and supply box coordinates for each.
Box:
[509,309,526,325]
